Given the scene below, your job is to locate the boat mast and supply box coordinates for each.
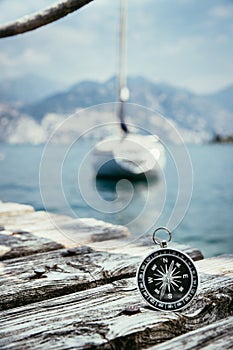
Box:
[119,0,129,133]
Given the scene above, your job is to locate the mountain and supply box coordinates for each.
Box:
[0,76,233,144]
[22,76,233,134]
[208,85,233,112]
[22,78,116,120]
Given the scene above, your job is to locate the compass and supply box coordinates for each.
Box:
[137,228,199,311]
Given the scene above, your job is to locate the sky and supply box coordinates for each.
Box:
[0,0,233,94]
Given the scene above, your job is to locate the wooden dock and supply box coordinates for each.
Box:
[0,201,232,349]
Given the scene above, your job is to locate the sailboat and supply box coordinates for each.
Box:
[93,0,165,179]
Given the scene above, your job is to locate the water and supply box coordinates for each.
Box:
[0,142,232,258]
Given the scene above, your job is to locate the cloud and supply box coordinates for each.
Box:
[156,36,204,56]
[180,73,233,94]
[0,1,56,23]
[0,0,232,93]
[0,48,50,67]
[209,4,233,19]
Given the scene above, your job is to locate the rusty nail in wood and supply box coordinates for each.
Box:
[34,268,46,277]
[120,306,141,316]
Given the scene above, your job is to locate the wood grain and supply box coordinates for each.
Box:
[0,246,138,310]
[0,202,34,217]
[1,207,130,248]
[0,229,64,260]
[0,243,202,311]
[91,234,204,261]
[0,255,232,350]
[1,201,230,350]
[148,316,233,350]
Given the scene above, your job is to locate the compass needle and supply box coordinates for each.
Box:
[160,282,167,300]
[168,260,174,276]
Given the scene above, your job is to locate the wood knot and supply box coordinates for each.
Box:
[45,264,65,272]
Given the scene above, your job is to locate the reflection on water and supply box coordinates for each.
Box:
[96,174,150,198]
[72,149,166,235]
[94,174,165,234]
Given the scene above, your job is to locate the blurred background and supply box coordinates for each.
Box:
[0,0,233,257]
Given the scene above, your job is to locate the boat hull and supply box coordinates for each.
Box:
[92,135,165,180]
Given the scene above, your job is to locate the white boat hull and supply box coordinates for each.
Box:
[92,134,165,179]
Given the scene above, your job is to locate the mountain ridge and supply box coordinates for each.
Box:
[0,75,233,144]
[20,75,233,121]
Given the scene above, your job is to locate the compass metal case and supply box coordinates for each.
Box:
[137,247,199,311]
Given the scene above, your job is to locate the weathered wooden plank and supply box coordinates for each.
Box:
[0,202,203,259]
[0,209,70,227]
[91,234,204,261]
[0,229,64,261]
[148,316,233,350]
[0,243,202,311]
[1,207,130,248]
[0,255,232,350]
[0,202,34,217]
[0,246,138,310]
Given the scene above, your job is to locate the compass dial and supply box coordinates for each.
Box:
[137,248,198,311]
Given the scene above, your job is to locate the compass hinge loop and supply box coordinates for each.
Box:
[160,240,167,248]
[153,227,172,247]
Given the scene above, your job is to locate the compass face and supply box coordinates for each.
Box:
[137,248,198,311]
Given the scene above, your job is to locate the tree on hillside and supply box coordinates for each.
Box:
[0,0,94,38]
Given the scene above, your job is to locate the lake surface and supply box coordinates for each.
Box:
[0,142,232,258]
